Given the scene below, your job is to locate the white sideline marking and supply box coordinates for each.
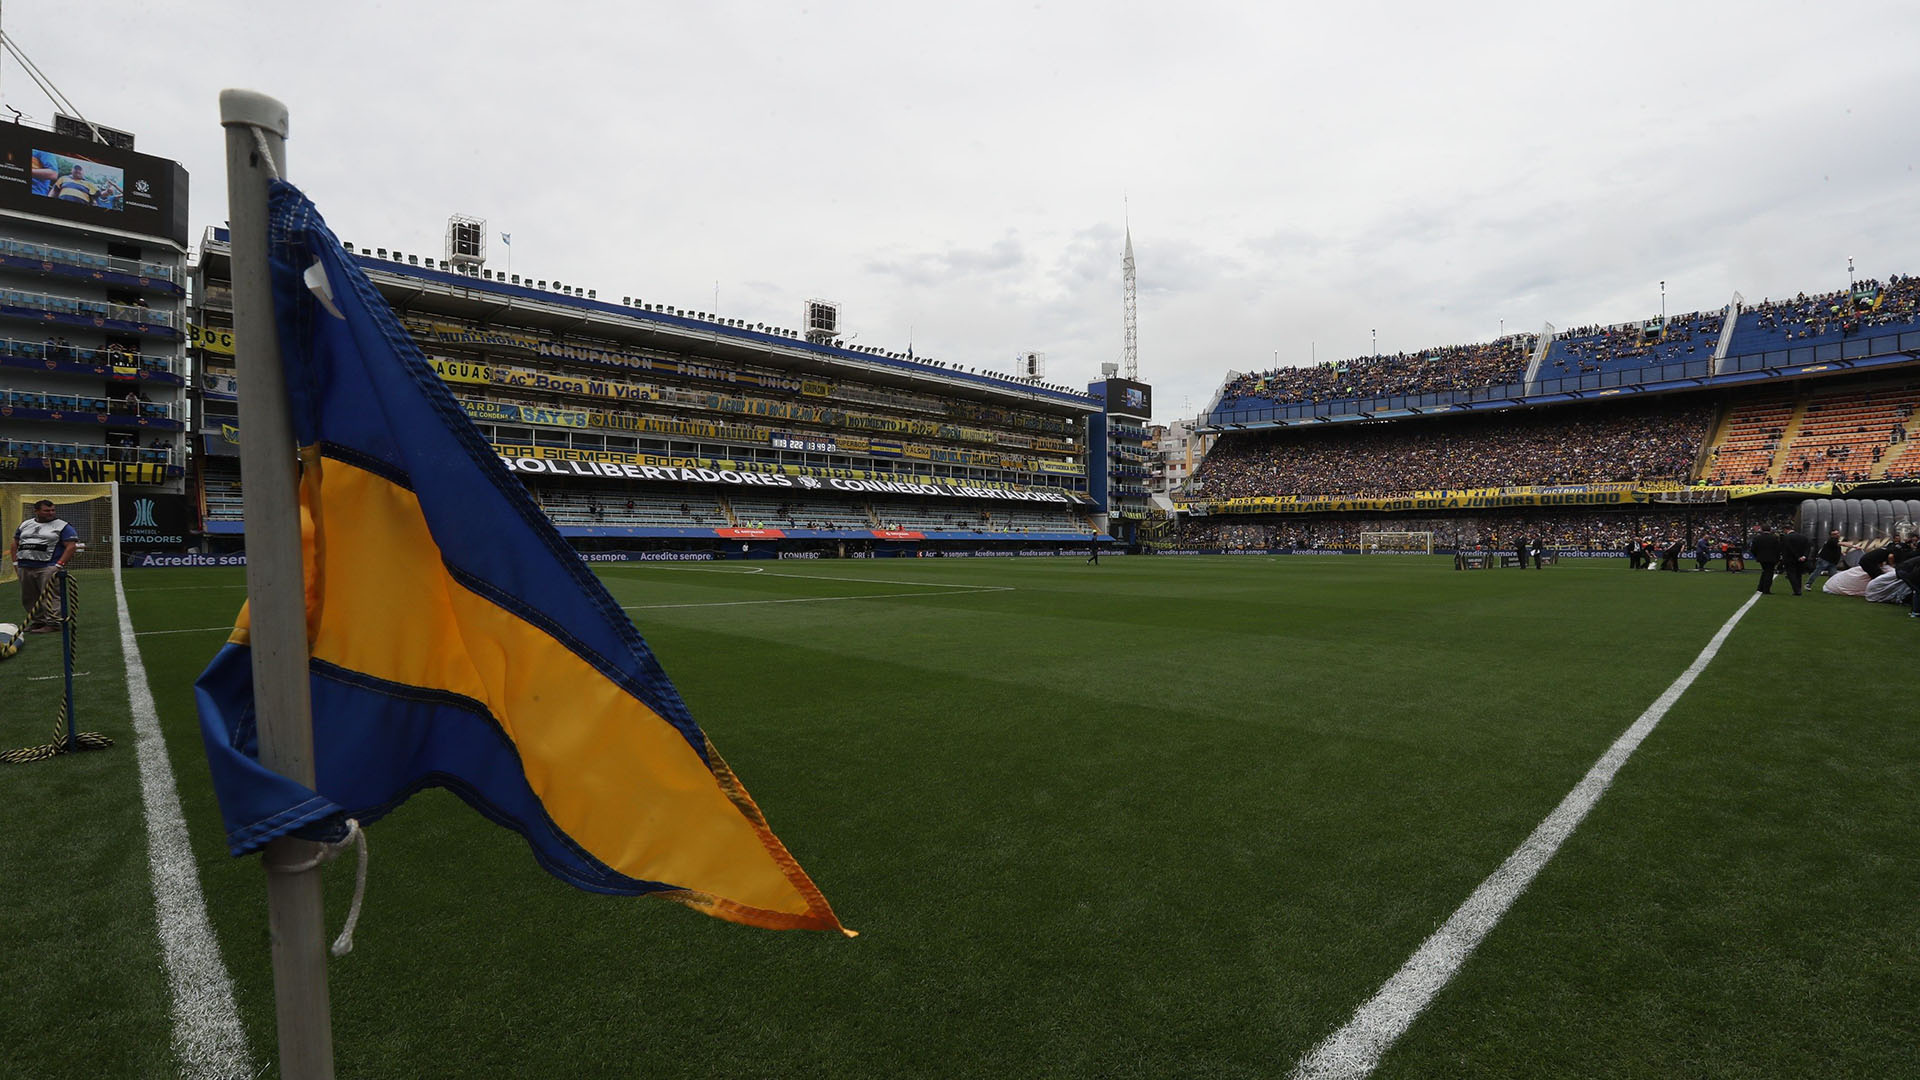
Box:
[114,561,253,1078]
[121,584,250,593]
[27,670,90,680]
[1290,593,1761,1080]
[624,585,1013,611]
[136,626,234,637]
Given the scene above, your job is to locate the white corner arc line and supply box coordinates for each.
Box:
[113,562,254,1078]
[1290,592,1761,1080]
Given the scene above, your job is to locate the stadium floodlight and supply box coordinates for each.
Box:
[444,214,486,269]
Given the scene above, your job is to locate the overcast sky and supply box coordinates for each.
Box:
[7,0,1918,420]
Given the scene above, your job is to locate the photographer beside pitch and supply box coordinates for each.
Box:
[11,500,76,633]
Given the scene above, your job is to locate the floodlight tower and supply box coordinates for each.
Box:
[1121,222,1139,381]
[445,214,486,274]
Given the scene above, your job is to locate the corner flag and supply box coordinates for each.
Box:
[195,180,846,934]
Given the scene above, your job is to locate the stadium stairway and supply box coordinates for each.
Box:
[1693,404,1740,481]
[1701,393,1796,484]
[1764,393,1813,482]
[1879,435,1920,481]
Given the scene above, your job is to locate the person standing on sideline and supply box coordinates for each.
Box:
[1514,536,1528,569]
[1086,532,1100,565]
[1809,529,1843,590]
[10,499,77,632]
[1750,529,1784,595]
[1694,536,1713,571]
[1779,529,1813,596]
[1660,537,1684,571]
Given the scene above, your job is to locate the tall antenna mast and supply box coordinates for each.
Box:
[1121,200,1138,381]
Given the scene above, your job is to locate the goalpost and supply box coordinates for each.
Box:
[1359,530,1434,555]
[0,481,120,761]
[0,481,119,584]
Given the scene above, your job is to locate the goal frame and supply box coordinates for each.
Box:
[1358,530,1434,555]
[0,481,121,584]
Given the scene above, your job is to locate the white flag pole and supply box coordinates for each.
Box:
[220,88,336,1079]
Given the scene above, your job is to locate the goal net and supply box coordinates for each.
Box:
[1359,530,1434,555]
[0,482,118,585]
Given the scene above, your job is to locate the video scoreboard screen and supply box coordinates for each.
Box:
[0,122,188,245]
[1102,378,1152,418]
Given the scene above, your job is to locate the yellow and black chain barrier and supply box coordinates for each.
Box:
[2,571,114,764]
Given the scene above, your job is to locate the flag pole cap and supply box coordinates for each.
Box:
[218,89,290,138]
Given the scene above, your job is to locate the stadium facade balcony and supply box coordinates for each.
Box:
[0,117,189,497]
[189,223,1145,555]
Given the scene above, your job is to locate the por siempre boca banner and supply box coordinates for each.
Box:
[499,455,1083,503]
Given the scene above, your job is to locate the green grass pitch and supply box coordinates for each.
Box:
[2,557,1915,1078]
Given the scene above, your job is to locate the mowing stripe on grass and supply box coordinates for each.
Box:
[623,564,1005,590]
[1290,592,1761,1080]
[624,585,1013,611]
[113,563,253,1079]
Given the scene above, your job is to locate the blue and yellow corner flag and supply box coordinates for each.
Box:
[195,181,847,934]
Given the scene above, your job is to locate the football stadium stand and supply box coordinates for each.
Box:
[180,219,1918,563]
[1204,270,1920,429]
[188,225,1135,557]
[1173,263,1920,560]
[1217,338,1529,414]
[1724,275,1920,358]
[0,122,190,502]
[1194,400,1712,499]
[1539,308,1723,380]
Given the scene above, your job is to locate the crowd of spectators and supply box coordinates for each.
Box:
[1206,270,1920,417]
[1744,274,1920,341]
[1217,338,1530,410]
[1541,309,1723,379]
[1193,402,1711,499]
[1168,506,1795,553]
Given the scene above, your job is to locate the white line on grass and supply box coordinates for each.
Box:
[1290,592,1761,1080]
[121,583,251,592]
[136,626,235,637]
[26,670,89,680]
[113,562,253,1079]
